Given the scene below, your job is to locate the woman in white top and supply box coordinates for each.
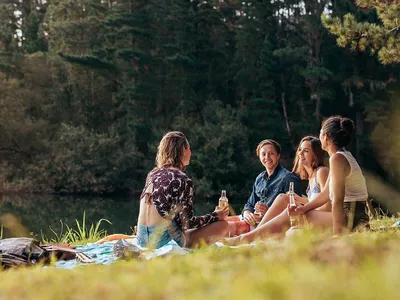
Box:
[292,116,369,235]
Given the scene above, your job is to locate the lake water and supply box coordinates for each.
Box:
[0,194,244,240]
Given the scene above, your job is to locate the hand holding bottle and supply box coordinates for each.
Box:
[294,205,308,215]
[293,194,309,206]
[214,205,229,220]
[243,210,256,227]
[288,182,301,228]
[287,203,300,217]
[218,190,228,209]
[254,202,268,216]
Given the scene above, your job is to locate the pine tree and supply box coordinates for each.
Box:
[322,0,400,64]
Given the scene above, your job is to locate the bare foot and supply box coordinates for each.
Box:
[223,235,241,246]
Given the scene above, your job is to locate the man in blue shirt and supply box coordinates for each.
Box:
[242,139,302,226]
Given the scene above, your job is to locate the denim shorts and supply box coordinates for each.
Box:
[136,223,186,248]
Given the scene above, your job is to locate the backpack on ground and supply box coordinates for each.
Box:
[0,237,85,269]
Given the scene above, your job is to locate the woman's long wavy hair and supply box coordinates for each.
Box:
[156,131,189,170]
[292,136,325,180]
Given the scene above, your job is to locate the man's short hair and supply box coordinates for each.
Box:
[256,139,281,156]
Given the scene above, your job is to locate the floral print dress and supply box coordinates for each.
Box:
[140,168,219,233]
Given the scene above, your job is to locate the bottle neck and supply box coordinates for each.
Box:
[289,182,294,194]
[221,190,226,199]
[289,193,296,206]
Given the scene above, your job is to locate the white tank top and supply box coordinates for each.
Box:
[329,150,368,202]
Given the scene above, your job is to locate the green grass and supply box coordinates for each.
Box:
[370,214,399,228]
[40,211,111,245]
[1,217,399,300]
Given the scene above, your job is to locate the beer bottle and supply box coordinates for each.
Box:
[218,190,228,209]
[289,182,300,228]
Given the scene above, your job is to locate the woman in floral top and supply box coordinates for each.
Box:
[135,131,229,248]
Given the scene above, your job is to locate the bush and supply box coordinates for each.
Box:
[27,124,142,194]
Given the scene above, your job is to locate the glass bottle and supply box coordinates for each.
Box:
[254,208,262,227]
[289,182,300,228]
[218,190,228,209]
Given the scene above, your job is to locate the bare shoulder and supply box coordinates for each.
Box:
[329,152,348,165]
[316,167,329,187]
[316,166,329,177]
[329,152,350,175]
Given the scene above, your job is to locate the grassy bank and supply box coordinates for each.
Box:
[0,217,399,299]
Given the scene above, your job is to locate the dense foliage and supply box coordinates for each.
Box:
[323,0,400,64]
[0,0,399,203]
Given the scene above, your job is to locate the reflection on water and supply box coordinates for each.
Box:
[0,194,139,239]
[0,194,243,240]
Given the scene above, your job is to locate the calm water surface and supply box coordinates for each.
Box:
[0,194,244,239]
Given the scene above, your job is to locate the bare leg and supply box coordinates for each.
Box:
[225,209,333,246]
[185,221,229,248]
[259,194,308,226]
[304,210,332,228]
[259,194,290,226]
[96,234,135,244]
[316,201,332,212]
[226,221,250,237]
[227,222,237,237]
[225,210,291,245]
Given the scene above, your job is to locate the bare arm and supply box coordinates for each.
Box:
[301,180,330,212]
[293,194,309,205]
[330,153,350,235]
[317,167,329,189]
[293,167,330,216]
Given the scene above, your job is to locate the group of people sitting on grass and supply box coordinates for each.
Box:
[98,115,371,248]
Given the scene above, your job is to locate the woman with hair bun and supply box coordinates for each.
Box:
[291,116,370,235]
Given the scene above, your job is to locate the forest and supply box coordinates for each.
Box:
[0,0,399,206]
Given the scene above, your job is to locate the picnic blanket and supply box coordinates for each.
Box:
[55,238,282,269]
[55,238,190,269]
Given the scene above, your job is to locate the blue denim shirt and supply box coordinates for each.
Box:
[243,165,302,213]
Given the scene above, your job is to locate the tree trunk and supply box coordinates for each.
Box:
[281,92,294,147]
[315,92,321,124]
